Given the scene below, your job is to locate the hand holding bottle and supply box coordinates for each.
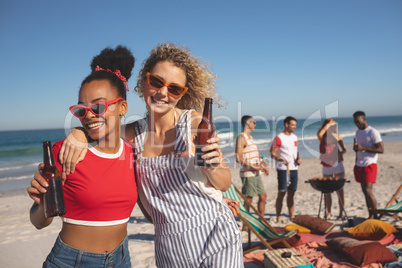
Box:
[280,158,289,165]
[28,162,68,205]
[27,165,49,205]
[353,138,361,152]
[259,153,270,175]
[261,165,269,176]
[195,98,215,166]
[295,156,303,166]
[197,135,226,167]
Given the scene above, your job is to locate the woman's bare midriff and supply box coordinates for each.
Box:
[60,222,128,253]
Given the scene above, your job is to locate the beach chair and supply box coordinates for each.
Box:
[223,184,297,254]
[372,184,402,220]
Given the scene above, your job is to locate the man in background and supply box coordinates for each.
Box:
[353,111,384,219]
[236,115,269,225]
[270,116,302,223]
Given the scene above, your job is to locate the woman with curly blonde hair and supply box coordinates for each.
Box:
[129,42,242,267]
[134,43,223,112]
[59,43,243,267]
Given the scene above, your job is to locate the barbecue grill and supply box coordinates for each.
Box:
[307,177,347,193]
[306,177,353,226]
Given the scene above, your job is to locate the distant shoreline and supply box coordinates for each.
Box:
[1,114,401,132]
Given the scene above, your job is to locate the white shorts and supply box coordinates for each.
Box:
[322,161,345,176]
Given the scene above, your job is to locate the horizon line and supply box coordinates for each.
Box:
[1,114,401,132]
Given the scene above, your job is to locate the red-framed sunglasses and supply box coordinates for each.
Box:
[69,98,123,118]
[146,72,188,97]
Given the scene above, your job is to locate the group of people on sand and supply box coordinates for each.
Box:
[235,111,384,227]
[235,115,302,225]
[316,113,383,220]
[27,43,384,268]
[316,112,383,220]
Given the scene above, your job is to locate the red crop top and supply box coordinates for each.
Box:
[53,139,137,226]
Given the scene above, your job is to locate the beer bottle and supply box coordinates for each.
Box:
[195,98,215,166]
[353,138,358,164]
[42,141,66,218]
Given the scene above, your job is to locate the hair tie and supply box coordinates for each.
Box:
[95,66,129,92]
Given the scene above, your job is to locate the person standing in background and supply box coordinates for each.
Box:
[353,111,384,219]
[235,115,269,224]
[317,118,347,219]
[270,116,302,223]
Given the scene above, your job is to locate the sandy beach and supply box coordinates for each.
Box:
[1,141,401,268]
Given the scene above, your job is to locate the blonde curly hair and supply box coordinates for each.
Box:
[134,43,224,112]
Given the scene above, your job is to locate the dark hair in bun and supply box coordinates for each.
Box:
[81,45,135,99]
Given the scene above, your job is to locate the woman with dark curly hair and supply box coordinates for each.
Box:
[27,46,137,267]
[60,43,243,267]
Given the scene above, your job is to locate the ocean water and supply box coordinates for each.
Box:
[1,115,401,193]
[0,129,68,192]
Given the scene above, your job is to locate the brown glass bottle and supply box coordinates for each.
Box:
[42,141,66,218]
[195,98,215,166]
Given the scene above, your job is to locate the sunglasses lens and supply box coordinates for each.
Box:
[149,75,164,88]
[168,85,184,96]
[147,73,186,97]
[72,107,86,118]
[90,103,106,115]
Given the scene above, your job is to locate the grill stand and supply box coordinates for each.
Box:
[317,190,354,227]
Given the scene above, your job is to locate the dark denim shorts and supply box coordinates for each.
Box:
[277,170,298,192]
[43,234,131,268]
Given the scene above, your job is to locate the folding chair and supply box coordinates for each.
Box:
[372,184,402,220]
[223,184,297,254]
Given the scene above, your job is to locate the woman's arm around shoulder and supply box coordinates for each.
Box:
[59,127,88,175]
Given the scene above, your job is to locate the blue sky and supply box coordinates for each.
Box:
[0,0,401,131]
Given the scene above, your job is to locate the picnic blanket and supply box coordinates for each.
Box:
[243,230,402,267]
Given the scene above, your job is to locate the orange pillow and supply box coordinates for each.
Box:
[284,224,311,233]
[348,219,397,240]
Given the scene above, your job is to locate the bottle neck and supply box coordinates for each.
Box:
[202,98,213,122]
[43,142,56,167]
